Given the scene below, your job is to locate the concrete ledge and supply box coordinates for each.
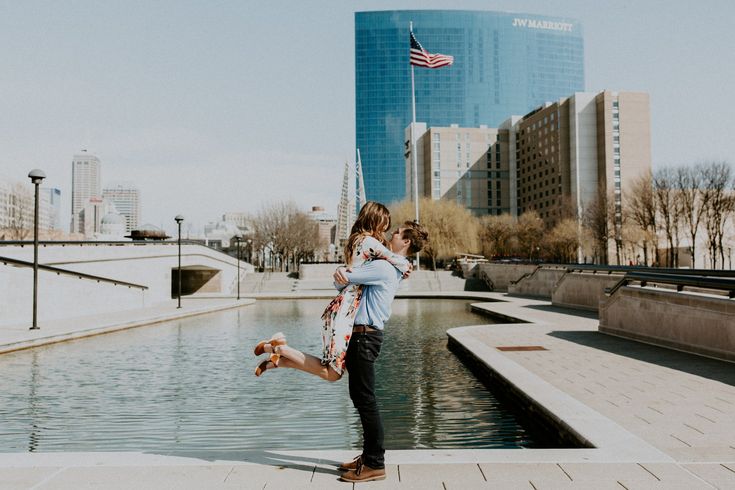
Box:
[0,299,256,355]
[600,285,735,363]
[447,324,672,463]
[507,267,566,299]
[552,272,623,311]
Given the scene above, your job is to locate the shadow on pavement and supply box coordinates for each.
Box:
[152,450,343,476]
[549,330,735,387]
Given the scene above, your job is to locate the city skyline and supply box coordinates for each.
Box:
[1,1,733,234]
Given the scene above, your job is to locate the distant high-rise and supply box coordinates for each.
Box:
[356,10,585,204]
[41,187,62,230]
[70,150,101,233]
[102,182,141,233]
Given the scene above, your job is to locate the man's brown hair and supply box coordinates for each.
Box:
[401,221,429,255]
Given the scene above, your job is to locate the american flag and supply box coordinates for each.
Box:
[410,31,453,68]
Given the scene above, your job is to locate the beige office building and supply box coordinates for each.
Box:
[405,123,510,216]
[102,182,141,233]
[71,150,102,233]
[407,91,651,231]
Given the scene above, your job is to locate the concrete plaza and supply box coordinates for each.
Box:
[0,293,734,488]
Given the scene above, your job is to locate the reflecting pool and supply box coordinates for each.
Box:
[0,299,550,457]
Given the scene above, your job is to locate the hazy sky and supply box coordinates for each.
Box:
[1,0,733,234]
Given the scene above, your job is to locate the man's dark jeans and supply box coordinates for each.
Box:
[345,330,384,469]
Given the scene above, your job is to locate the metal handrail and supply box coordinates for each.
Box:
[606,272,735,298]
[0,255,148,290]
[551,263,735,278]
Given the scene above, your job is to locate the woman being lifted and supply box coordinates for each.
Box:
[253,201,411,381]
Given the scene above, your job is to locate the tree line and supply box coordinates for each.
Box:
[624,161,734,269]
[390,161,734,269]
[248,201,322,272]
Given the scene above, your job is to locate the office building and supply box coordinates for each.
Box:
[0,180,54,238]
[405,123,506,216]
[408,91,652,231]
[102,182,141,233]
[222,212,250,233]
[41,187,62,230]
[356,10,584,204]
[71,150,101,233]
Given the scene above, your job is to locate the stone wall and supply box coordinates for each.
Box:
[551,272,624,311]
[298,263,339,280]
[600,286,735,362]
[508,267,567,299]
[475,263,537,292]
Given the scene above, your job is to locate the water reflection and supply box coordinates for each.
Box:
[0,299,540,457]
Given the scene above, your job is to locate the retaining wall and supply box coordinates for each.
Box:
[599,286,735,362]
[508,267,567,299]
[475,264,537,292]
[551,272,624,311]
[0,267,147,327]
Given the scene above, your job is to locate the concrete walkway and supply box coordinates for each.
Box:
[0,297,254,354]
[1,293,734,489]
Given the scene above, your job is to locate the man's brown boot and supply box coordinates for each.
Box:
[339,461,386,483]
[338,455,361,472]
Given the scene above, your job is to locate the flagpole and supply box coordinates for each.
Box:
[410,21,420,271]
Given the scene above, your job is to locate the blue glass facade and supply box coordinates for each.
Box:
[355,10,584,204]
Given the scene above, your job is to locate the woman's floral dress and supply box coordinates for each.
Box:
[320,236,410,375]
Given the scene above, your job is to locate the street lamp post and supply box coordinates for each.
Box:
[28,169,46,330]
[270,236,276,272]
[174,215,184,308]
[235,235,241,300]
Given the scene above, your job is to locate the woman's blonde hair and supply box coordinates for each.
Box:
[343,201,391,263]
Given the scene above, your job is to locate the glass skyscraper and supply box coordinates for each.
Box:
[355,10,584,204]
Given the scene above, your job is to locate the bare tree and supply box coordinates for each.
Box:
[515,211,544,260]
[653,168,683,267]
[701,161,734,269]
[6,183,33,240]
[582,185,612,264]
[625,171,657,266]
[479,213,516,258]
[675,165,708,268]
[543,218,580,263]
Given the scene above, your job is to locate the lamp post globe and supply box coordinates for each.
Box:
[174,215,184,308]
[28,169,46,330]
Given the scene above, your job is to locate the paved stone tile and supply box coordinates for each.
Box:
[397,463,486,487]
[36,465,235,490]
[478,463,569,483]
[309,462,356,488]
[558,463,658,483]
[0,466,62,490]
[225,463,316,488]
[628,463,717,489]
[682,463,735,488]
[529,480,623,489]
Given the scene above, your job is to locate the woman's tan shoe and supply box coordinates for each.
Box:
[253,333,287,357]
[254,359,278,377]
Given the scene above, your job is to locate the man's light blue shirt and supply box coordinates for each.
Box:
[336,259,403,330]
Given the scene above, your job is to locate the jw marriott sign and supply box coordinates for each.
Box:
[512,18,574,32]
